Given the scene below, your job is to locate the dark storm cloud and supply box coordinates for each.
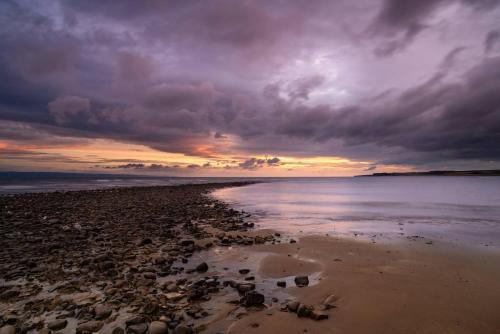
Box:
[1,0,500,171]
[371,0,500,56]
[484,30,500,54]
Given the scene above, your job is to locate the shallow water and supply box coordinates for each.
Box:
[213,177,500,248]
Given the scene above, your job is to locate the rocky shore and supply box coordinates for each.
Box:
[0,183,296,334]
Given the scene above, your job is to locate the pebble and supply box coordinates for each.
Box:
[94,304,112,319]
[76,320,103,334]
[0,325,16,334]
[173,325,193,334]
[48,319,67,331]
[294,276,309,287]
[244,291,265,306]
[148,321,168,334]
[127,323,148,334]
[196,262,208,273]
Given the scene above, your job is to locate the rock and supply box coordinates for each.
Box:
[180,239,195,246]
[112,328,125,334]
[126,316,146,326]
[287,301,300,313]
[48,319,68,331]
[244,291,265,306]
[0,325,16,334]
[173,325,193,334]
[138,238,152,246]
[239,269,250,275]
[297,304,314,318]
[290,239,297,243]
[323,294,339,310]
[294,276,309,287]
[144,273,156,280]
[236,283,255,293]
[166,292,184,301]
[94,304,112,319]
[277,281,286,288]
[196,262,208,273]
[127,323,148,334]
[0,290,20,300]
[310,311,329,321]
[76,320,103,334]
[148,321,168,334]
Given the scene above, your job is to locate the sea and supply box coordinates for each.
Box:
[2,173,500,248]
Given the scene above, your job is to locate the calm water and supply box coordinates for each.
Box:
[214,177,500,248]
[0,172,268,194]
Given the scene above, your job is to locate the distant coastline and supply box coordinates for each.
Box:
[358,169,500,177]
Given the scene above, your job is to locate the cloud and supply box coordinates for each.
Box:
[371,0,500,56]
[484,30,500,54]
[48,96,92,125]
[1,0,500,173]
[238,157,281,170]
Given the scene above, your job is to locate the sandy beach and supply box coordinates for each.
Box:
[1,183,500,334]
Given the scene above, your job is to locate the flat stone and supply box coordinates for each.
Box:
[48,319,68,331]
[127,323,148,334]
[76,320,103,334]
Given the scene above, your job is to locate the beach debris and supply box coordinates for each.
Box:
[294,276,309,287]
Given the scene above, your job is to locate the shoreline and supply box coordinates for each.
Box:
[1,183,500,333]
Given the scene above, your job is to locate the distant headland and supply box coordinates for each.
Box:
[358,169,500,177]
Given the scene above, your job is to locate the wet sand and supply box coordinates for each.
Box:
[226,235,500,334]
[1,183,500,333]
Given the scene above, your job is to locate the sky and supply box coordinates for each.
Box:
[1,0,500,176]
